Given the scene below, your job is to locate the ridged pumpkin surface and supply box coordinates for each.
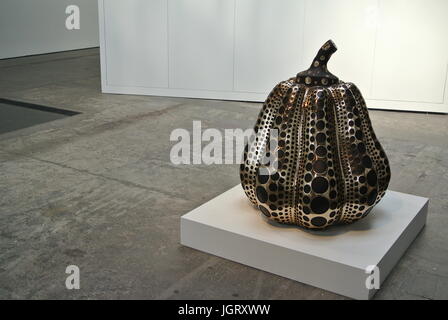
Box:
[240,41,391,229]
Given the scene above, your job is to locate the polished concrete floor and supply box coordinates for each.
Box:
[0,48,447,300]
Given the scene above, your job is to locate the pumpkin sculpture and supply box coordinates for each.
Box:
[240,40,391,229]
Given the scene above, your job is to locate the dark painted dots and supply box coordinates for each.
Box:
[316,110,325,119]
[362,156,372,168]
[311,177,328,193]
[313,160,327,173]
[239,79,391,228]
[316,133,326,144]
[304,185,311,193]
[359,186,368,194]
[257,169,269,184]
[317,99,325,109]
[311,216,327,227]
[329,190,337,199]
[367,170,377,186]
[310,196,330,214]
[304,173,313,182]
[352,165,364,175]
[363,208,373,218]
[256,186,268,203]
[316,120,325,131]
[315,146,327,157]
[367,190,378,205]
[259,205,271,217]
[357,142,366,154]
[275,116,283,125]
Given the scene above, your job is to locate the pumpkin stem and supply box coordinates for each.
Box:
[312,40,337,70]
[296,40,339,86]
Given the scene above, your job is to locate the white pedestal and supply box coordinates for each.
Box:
[180,185,429,300]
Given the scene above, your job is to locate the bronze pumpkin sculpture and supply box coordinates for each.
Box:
[240,40,391,229]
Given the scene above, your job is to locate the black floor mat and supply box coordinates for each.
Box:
[0,98,79,134]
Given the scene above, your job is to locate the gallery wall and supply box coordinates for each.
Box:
[0,0,99,59]
[99,0,448,113]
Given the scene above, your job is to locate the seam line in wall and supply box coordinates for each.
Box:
[232,0,237,92]
[102,0,109,87]
[301,0,307,68]
[167,0,170,88]
[368,0,380,98]
[441,61,448,104]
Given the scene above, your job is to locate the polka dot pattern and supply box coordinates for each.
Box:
[240,41,391,229]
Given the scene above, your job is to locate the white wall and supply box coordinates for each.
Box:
[0,0,99,59]
[99,0,448,113]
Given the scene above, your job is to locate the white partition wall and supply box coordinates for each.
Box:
[371,0,448,105]
[0,0,99,59]
[234,0,306,94]
[99,0,448,113]
[168,0,235,91]
[102,0,168,88]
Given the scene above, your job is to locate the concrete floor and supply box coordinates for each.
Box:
[0,48,447,300]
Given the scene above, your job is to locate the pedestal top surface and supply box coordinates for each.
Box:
[182,185,428,269]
